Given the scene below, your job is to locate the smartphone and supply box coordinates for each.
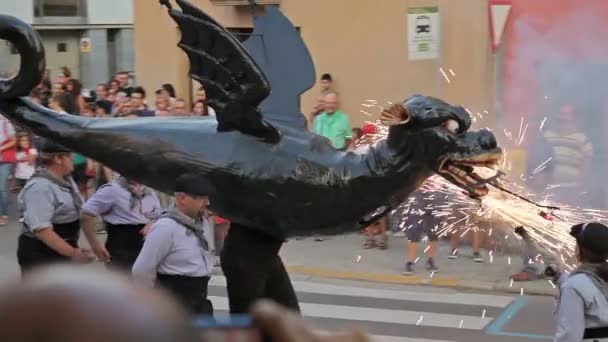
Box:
[193,315,262,342]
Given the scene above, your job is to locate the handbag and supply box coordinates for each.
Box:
[1,119,16,163]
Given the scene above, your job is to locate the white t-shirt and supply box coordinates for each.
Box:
[15,148,37,180]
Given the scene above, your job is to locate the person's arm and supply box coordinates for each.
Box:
[24,186,86,259]
[0,136,15,152]
[132,221,174,287]
[554,286,585,342]
[80,186,114,259]
[0,121,16,152]
[342,115,353,150]
[28,148,37,165]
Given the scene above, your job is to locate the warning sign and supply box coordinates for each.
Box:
[80,37,91,53]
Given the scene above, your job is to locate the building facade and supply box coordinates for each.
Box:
[133,0,498,130]
[0,0,134,89]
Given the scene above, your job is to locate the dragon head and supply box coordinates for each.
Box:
[382,95,502,197]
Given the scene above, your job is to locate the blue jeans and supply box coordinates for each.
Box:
[0,163,12,217]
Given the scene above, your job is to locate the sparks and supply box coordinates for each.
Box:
[510,279,514,287]
[482,309,486,319]
[439,68,451,84]
[540,116,548,132]
[360,110,373,117]
[355,255,362,263]
[459,320,464,328]
[548,279,556,288]
[520,288,524,296]
[449,68,456,76]
[416,316,424,326]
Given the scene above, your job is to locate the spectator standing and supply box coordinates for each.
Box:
[131,87,155,117]
[0,116,16,225]
[174,99,189,116]
[14,134,37,191]
[193,87,216,116]
[312,92,352,150]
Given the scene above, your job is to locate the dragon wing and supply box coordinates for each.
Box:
[160,0,281,143]
[241,5,316,130]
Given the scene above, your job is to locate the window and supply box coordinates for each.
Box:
[227,27,254,43]
[34,0,86,17]
[57,43,67,53]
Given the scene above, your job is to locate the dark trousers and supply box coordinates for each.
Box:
[220,224,300,314]
[104,223,145,272]
[156,274,213,316]
[17,220,80,276]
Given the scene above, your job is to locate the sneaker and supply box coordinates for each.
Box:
[448,248,459,259]
[426,258,439,272]
[511,270,537,281]
[403,262,415,275]
[473,251,484,263]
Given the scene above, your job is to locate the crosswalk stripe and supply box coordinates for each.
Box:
[209,275,513,307]
[316,331,455,342]
[208,296,493,330]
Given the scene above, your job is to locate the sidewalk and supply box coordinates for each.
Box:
[277,233,558,296]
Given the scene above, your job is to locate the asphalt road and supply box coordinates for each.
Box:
[0,214,558,341]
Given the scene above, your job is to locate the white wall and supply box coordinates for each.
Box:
[87,0,133,25]
[0,0,34,23]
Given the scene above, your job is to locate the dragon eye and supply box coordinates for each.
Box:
[443,119,460,133]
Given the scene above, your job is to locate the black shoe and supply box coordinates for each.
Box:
[403,262,415,275]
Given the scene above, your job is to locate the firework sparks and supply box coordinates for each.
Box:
[520,288,524,296]
[459,320,464,328]
[540,117,548,132]
[439,68,451,84]
[548,279,556,288]
[482,309,486,319]
[360,110,373,117]
[354,112,608,278]
[510,279,514,287]
[355,255,362,263]
[449,69,456,77]
[416,316,424,326]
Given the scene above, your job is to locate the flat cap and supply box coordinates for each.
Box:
[39,139,71,154]
[175,173,215,197]
[570,222,608,256]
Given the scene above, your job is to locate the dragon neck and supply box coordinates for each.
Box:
[356,130,432,200]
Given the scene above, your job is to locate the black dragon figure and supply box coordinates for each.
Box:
[0,0,501,240]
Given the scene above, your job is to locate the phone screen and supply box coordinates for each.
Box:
[193,315,262,342]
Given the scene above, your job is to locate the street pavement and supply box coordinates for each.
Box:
[0,213,560,341]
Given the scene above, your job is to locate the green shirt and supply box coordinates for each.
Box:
[73,153,87,165]
[312,110,352,149]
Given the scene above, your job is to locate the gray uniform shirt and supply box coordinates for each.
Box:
[82,182,161,225]
[132,215,214,287]
[18,177,82,236]
[555,273,608,342]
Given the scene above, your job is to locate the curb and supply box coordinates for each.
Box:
[285,265,559,296]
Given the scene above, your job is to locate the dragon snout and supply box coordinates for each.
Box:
[476,129,498,150]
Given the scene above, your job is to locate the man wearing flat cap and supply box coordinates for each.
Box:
[17,139,95,275]
[132,173,215,315]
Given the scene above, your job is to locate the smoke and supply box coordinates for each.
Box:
[504,2,608,209]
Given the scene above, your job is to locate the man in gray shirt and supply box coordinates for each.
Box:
[17,141,94,275]
[81,176,161,272]
[132,173,215,315]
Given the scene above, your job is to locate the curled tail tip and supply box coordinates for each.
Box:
[0,14,45,100]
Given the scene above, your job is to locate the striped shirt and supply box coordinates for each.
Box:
[544,129,592,187]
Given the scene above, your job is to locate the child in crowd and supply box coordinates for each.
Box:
[14,133,37,190]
